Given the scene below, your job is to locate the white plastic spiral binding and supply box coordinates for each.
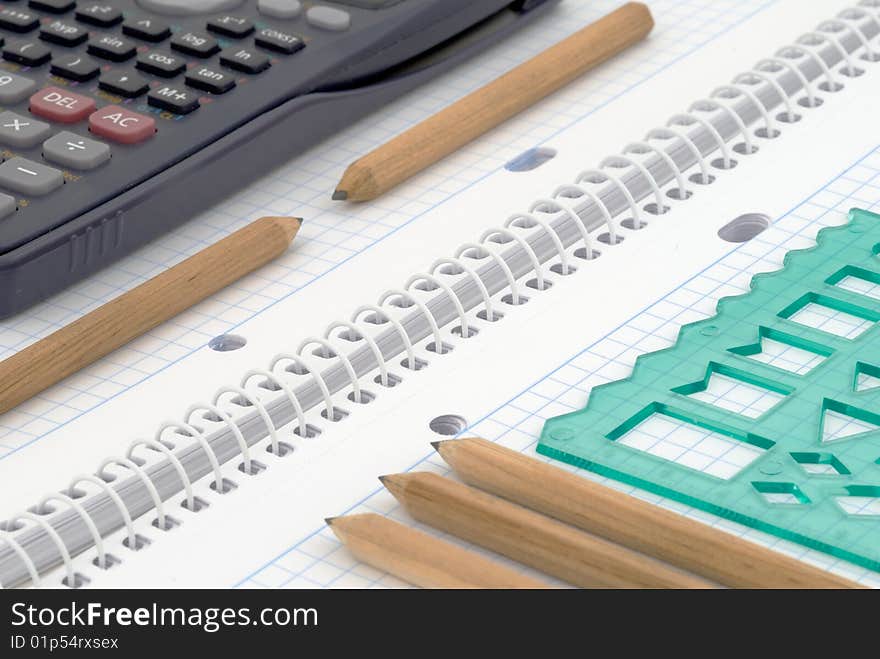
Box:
[4,4,880,590]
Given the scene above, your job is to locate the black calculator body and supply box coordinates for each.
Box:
[0,0,558,318]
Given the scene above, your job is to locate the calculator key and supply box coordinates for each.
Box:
[306,6,351,31]
[51,54,101,82]
[207,16,254,39]
[328,0,405,5]
[29,0,76,13]
[3,41,52,67]
[136,0,248,13]
[122,18,170,43]
[185,66,235,94]
[40,20,89,47]
[258,0,302,19]
[30,87,97,123]
[75,4,123,28]
[0,72,37,104]
[255,28,304,55]
[0,9,40,33]
[170,31,219,58]
[99,69,148,98]
[89,105,156,143]
[0,193,16,220]
[136,50,185,77]
[43,131,110,170]
[0,157,63,196]
[87,34,137,62]
[148,85,199,115]
[0,111,51,148]
[219,46,269,74]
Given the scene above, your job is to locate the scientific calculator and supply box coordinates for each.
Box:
[0,0,558,317]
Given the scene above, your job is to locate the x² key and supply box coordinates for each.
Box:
[30,87,96,124]
[89,106,156,144]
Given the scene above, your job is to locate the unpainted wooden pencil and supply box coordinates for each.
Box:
[327,513,549,589]
[333,3,654,201]
[433,438,862,589]
[0,216,301,415]
[381,472,715,589]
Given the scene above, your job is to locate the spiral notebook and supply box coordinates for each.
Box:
[5,0,880,588]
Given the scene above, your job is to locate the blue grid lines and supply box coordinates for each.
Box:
[237,144,880,590]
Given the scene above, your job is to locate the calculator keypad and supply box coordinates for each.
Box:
[0,0,409,245]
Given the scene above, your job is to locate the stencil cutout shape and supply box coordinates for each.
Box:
[539,208,880,571]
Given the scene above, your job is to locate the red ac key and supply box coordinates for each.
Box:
[88,105,157,144]
[30,87,97,124]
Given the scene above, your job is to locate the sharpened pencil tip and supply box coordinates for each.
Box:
[379,474,410,500]
[332,189,348,201]
[324,516,338,526]
[430,440,442,451]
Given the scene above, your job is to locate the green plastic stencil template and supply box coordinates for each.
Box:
[538,208,880,571]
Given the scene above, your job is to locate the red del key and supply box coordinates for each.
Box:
[89,105,156,144]
[30,87,97,123]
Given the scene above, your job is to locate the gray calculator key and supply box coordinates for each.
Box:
[0,157,63,196]
[258,0,301,19]
[306,6,351,30]
[0,111,50,148]
[0,193,15,219]
[0,72,37,104]
[43,131,111,170]
[135,0,245,15]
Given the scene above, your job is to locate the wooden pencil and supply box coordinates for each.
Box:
[333,2,654,202]
[380,472,715,589]
[326,513,549,589]
[0,216,301,416]
[433,438,862,589]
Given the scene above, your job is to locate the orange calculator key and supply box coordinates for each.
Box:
[30,87,96,124]
[88,105,157,144]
